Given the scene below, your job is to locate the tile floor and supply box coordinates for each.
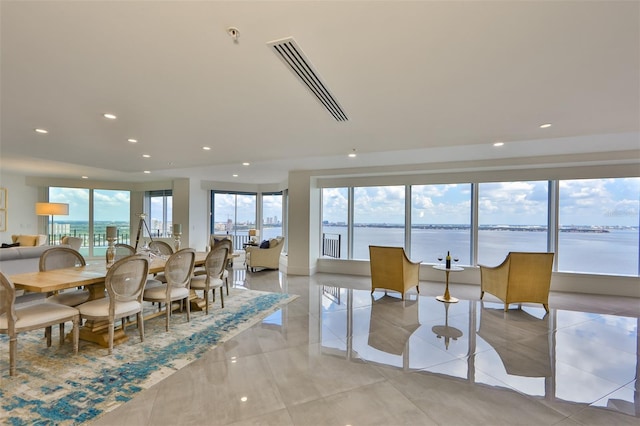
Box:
[91,265,640,425]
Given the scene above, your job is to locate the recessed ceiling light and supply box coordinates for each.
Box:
[103,113,117,120]
[127,138,138,143]
[143,170,151,174]
[81,176,88,179]
[202,146,211,151]
[348,149,357,158]
[539,123,552,128]
[232,174,238,177]
[142,154,151,158]
[493,142,504,147]
[34,128,48,134]
[242,162,250,166]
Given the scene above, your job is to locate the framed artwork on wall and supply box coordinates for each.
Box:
[0,209,6,231]
[0,187,6,209]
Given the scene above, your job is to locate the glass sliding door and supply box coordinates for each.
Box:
[211,192,256,249]
[146,190,173,238]
[94,189,131,258]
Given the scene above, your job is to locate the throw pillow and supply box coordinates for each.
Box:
[259,240,270,249]
[1,242,20,248]
[15,235,38,246]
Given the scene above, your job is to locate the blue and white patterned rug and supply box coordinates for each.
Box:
[0,289,297,425]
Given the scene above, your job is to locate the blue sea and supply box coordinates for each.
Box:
[322,226,640,277]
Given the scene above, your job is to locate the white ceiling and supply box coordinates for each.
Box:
[1,1,639,185]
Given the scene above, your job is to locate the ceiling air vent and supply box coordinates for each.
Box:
[268,37,348,122]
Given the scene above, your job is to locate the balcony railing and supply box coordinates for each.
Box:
[322,233,341,258]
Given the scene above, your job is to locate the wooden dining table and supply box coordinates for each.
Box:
[10,251,208,347]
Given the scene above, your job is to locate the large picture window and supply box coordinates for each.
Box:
[145,190,172,238]
[558,178,639,275]
[411,184,471,265]
[477,181,549,266]
[353,186,405,260]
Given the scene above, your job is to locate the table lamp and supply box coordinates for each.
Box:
[36,202,69,244]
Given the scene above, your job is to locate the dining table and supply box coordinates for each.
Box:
[10,251,208,347]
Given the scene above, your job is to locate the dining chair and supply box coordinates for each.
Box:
[149,241,174,283]
[149,240,174,256]
[190,245,228,314]
[195,238,232,295]
[40,247,90,307]
[113,243,135,261]
[76,255,149,355]
[0,271,80,376]
[143,248,195,331]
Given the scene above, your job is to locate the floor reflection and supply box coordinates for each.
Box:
[317,285,639,419]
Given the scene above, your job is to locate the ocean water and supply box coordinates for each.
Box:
[323,226,640,277]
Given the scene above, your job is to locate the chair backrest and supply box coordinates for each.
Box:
[39,247,86,271]
[0,272,17,333]
[60,236,83,251]
[164,248,196,288]
[210,234,233,253]
[204,244,229,280]
[149,240,174,256]
[506,252,554,292]
[105,255,149,305]
[369,246,407,281]
[113,243,136,261]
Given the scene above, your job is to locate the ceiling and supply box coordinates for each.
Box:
[1,1,639,185]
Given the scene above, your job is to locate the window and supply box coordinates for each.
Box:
[322,187,349,259]
[50,187,130,258]
[411,184,472,265]
[558,178,639,275]
[211,192,256,248]
[353,186,405,260]
[477,181,549,266]
[262,192,283,240]
[145,190,172,238]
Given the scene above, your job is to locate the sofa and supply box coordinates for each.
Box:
[245,237,284,272]
[0,245,57,276]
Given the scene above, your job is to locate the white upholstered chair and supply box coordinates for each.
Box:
[60,236,82,251]
[76,255,149,355]
[0,271,80,376]
[40,247,90,307]
[143,248,195,331]
[190,244,228,314]
[245,237,284,272]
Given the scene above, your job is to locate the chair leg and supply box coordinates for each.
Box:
[480,290,484,300]
[59,322,65,345]
[220,287,225,308]
[72,317,79,354]
[138,312,145,343]
[186,294,191,322]
[504,303,509,312]
[205,289,210,315]
[46,326,52,347]
[9,336,17,376]
[225,277,229,295]
[108,320,114,355]
[165,303,170,332]
[543,303,549,313]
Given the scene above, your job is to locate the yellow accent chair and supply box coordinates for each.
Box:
[479,252,554,313]
[369,246,420,300]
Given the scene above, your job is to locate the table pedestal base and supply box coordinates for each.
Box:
[436,295,459,303]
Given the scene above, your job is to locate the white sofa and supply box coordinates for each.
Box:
[0,245,56,276]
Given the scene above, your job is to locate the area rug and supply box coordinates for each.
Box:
[0,289,297,425]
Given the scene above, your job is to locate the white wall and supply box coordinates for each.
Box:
[0,173,41,241]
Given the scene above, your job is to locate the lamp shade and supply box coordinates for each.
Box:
[35,202,69,216]
[173,223,182,234]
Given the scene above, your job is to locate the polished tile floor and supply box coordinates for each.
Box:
[92,265,640,425]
